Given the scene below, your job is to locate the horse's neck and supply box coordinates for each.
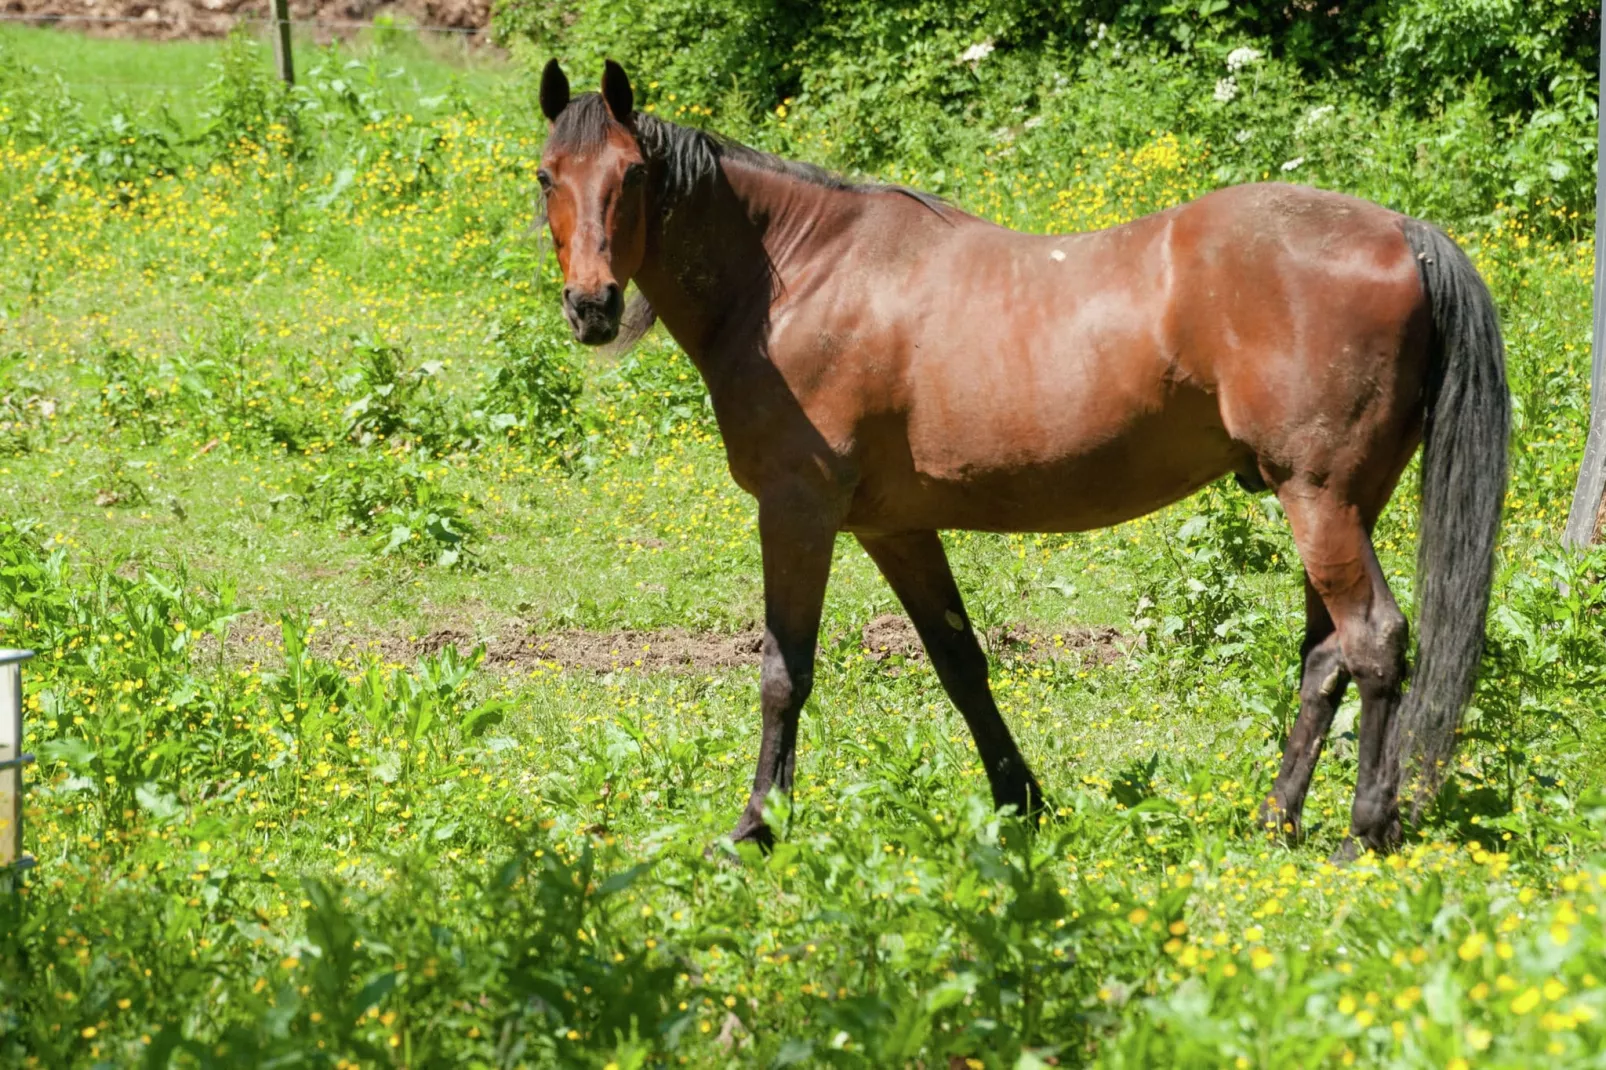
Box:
[634,162,840,377]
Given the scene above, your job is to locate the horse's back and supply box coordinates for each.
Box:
[781,182,1429,534]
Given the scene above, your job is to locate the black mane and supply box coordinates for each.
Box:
[546,93,948,217]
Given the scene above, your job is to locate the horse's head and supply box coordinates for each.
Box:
[537,59,648,346]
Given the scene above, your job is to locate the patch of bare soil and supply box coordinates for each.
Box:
[423,626,766,675]
[201,611,1126,677]
[2,0,489,41]
[861,613,922,662]
[859,612,1127,669]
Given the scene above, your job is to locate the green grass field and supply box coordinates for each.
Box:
[2,28,1606,1069]
[0,23,505,123]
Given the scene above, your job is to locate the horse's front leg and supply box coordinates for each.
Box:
[729,488,840,849]
[857,530,1045,821]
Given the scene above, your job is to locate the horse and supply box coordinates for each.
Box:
[533,59,1508,859]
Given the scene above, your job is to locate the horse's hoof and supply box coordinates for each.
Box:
[1328,837,1362,865]
[1348,799,1402,854]
[721,819,775,857]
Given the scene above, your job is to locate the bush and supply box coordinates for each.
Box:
[340,339,453,448]
[494,0,1601,233]
[594,339,715,446]
[201,30,292,157]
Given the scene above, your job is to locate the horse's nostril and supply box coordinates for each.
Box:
[567,285,622,321]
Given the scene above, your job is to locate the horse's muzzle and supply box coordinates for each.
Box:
[563,283,622,346]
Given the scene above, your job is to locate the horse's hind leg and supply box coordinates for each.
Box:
[1259,577,1350,843]
[1277,485,1408,857]
[857,531,1045,820]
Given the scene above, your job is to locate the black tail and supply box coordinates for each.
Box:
[1396,221,1509,814]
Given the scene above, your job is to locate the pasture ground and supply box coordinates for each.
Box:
[2,25,1606,1069]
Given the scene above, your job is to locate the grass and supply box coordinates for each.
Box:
[0,24,226,114]
[0,22,507,125]
[0,28,1605,1070]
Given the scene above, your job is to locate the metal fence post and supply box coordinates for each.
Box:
[1564,4,1606,548]
[0,649,36,886]
[271,0,295,86]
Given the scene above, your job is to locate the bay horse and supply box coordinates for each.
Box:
[534,60,1508,858]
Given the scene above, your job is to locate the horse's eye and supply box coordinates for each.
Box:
[623,163,646,186]
[537,168,553,191]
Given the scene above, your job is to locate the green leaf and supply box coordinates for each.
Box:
[354,969,400,1017]
[597,861,654,897]
[38,737,97,771]
[135,781,183,821]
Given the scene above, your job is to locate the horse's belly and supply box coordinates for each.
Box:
[842,393,1243,534]
[845,454,1233,534]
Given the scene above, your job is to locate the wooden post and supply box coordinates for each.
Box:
[271,0,295,87]
[0,651,35,878]
[1564,4,1606,547]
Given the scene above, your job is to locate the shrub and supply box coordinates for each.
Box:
[339,339,453,448]
[594,339,715,446]
[495,0,1601,233]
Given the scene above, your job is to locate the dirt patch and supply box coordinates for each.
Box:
[425,626,766,675]
[988,622,1128,666]
[861,613,922,661]
[860,612,1127,669]
[200,611,1126,677]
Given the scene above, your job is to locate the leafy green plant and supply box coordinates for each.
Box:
[341,339,450,447]
[6,528,246,835]
[269,613,354,758]
[351,644,507,777]
[95,344,173,445]
[374,504,478,568]
[0,360,54,457]
[473,312,586,459]
[298,452,480,568]
[596,339,715,442]
[201,30,291,156]
[1432,546,1606,849]
[1134,482,1286,664]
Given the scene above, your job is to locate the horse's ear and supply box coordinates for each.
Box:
[601,59,634,123]
[540,59,570,122]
